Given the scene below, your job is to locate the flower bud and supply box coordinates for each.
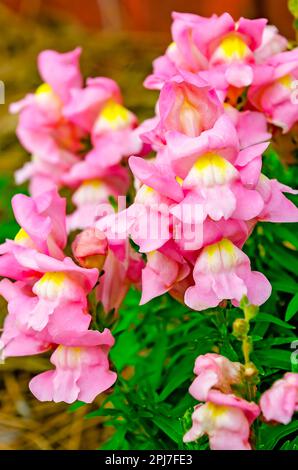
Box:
[233,318,249,339]
[72,228,108,269]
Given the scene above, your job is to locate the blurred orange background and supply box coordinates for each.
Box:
[1,0,294,37]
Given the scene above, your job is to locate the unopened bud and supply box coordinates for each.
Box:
[244,362,259,379]
[72,228,108,269]
[233,318,249,339]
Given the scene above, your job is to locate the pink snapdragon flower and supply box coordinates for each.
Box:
[254,25,288,63]
[141,73,222,148]
[140,243,190,304]
[185,238,271,310]
[0,247,98,332]
[189,353,243,402]
[260,373,298,424]
[0,278,92,357]
[248,49,298,132]
[0,191,98,332]
[64,76,143,165]
[0,190,67,260]
[145,12,269,93]
[29,328,117,404]
[183,390,260,450]
[166,115,268,224]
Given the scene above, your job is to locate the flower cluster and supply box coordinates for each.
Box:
[0,11,298,449]
[184,354,298,450]
[145,12,298,132]
[0,190,116,403]
[11,48,144,231]
[98,72,298,311]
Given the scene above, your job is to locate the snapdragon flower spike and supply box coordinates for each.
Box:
[260,373,298,424]
[248,49,298,132]
[189,353,243,402]
[145,12,272,93]
[183,390,260,450]
[29,328,117,404]
[11,49,144,196]
[185,239,271,311]
[11,49,85,194]
[184,353,260,450]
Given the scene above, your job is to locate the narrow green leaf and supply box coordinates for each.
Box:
[285,293,298,321]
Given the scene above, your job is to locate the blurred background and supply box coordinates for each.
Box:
[0,0,295,450]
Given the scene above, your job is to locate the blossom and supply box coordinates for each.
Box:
[254,25,288,63]
[145,12,269,93]
[189,353,243,402]
[141,73,222,148]
[183,390,260,450]
[0,279,91,358]
[184,238,272,311]
[248,49,298,132]
[260,373,298,424]
[140,243,190,304]
[0,247,98,332]
[29,328,117,403]
[0,190,67,279]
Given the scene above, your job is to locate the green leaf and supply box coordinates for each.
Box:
[259,420,298,449]
[153,415,182,444]
[252,312,295,329]
[253,349,292,369]
[100,426,129,450]
[110,329,140,371]
[285,293,298,321]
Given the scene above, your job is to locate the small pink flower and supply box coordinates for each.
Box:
[0,279,91,358]
[37,48,83,103]
[254,25,288,63]
[0,190,68,277]
[183,390,260,450]
[29,328,117,403]
[185,238,271,310]
[256,175,298,223]
[145,12,268,93]
[260,373,298,424]
[248,49,298,132]
[140,245,190,304]
[142,73,222,147]
[189,353,242,402]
